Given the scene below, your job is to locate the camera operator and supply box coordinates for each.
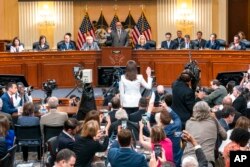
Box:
[240,69,250,87]
[14,82,33,107]
[197,79,227,108]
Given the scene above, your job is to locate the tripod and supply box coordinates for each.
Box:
[65,80,82,98]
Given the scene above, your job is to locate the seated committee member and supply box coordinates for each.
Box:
[205,33,220,50]
[80,36,100,51]
[108,128,148,167]
[161,32,178,49]
[59,33,76,51]
[193,31,206,49]
[174,30,184,48]
[10,37,24,52]
[229,35,246,50]
[107,22,129,47]
[180,35,195,49]
[34,35,49,51]
[135,35,150,50]
[1,82,18,115]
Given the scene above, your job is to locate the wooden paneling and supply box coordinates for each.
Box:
[1,50,250,88]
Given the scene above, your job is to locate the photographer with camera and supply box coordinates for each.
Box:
[240,69,250,87]
[14,82,33,108]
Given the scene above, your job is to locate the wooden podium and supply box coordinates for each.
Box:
[101,47,132,66]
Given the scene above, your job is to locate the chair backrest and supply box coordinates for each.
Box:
[33,41,39,50]
[47,136,59,163]
[7,144,17,167]
[217,39,226,50]
[14,124,41,141]
[0,153,10,167]
[241,40,250,48]
[147,40,156,49]
[5,43,12,51]
[44,125,64,142]
[57,40,64,50]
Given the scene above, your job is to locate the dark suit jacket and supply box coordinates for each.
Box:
[193,39,206,49]
[180,41,196,49]
[107,30,128,47]
[233,95,247,115]
[108,147,148,167]
[57,131,75,151]
[73,136,109,167]
[108,119,139,140]
[135,43,150,50]
[174,37,184,48]
[1,93,17,114]
[205,40,220,50]
[108,109,118,123]
[59,42,76,51]
[218,118,229,131]
[34,43,50,51]
[161,40,178,49]
[171,80,195,129]
[129,109,146,122]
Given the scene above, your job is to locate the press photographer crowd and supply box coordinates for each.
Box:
[0,60,250,167]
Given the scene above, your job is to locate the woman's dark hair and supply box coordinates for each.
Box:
[84,110,100,125]
[125,60,138,81]
[39,35,47,45]
[12,37,20,46]
[230,128,250,147]
[22,102,35,116]
[0,115,10,136]
[226,80,236,94]
[179,69,193,83]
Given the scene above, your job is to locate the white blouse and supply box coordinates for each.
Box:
[10,45,24,53]
[119,74,153,108]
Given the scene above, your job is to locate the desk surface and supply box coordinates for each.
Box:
[0,50,250,87]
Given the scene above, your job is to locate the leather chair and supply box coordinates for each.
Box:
[7,145,17,167]
[0,153,10,167]
[32,42,39,50]
[241,40,250,49]
[217,39,226,50]
[147,40,156,49]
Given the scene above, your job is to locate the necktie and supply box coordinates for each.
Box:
[89,45,91,50]
[10,96,13,105]
[118,30,121,38]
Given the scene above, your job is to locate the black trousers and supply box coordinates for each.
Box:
[22,146,41,161]
[123,107,139,116]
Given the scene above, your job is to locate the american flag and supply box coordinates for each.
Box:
[132,12,152,44]
[110,14,119,31]
[77,12,95,49]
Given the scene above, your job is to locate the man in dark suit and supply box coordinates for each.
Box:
[108,96,120,123]
[107,22,129,47]
[59,33,76,51]
[205,33,220,50]
[1,82,18,115]
[58,118,78,151]
[161,32,178,49]
[174,30,184,48]
[108,129,148,167]
[193,31,206,49]
[171,70,195,129]
[129,97,147,122]
[180,35,196,49]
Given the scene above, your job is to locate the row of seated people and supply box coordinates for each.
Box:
[6,30,250,52]
[1,82,250,167]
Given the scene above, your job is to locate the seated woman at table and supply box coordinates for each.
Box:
[139,122,173,164]
[73,120,109,167]
[135,35,151,50]
[17,102,40,161]
[10,37,24,52]
[34,35,50,51]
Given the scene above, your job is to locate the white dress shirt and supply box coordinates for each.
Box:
[119,74,153,108]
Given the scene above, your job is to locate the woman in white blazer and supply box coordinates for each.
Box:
[119,60,152,115]
[10,37,24,53]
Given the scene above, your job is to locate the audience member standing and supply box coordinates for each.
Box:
[73,120,109,167]
[171,69,195,129]
[119,60,152,115]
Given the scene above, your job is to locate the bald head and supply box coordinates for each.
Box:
[222,96,232,106]
[157,85,165,94]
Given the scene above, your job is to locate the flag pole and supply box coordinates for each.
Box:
[141,4,144,35]
[128,5,131,28]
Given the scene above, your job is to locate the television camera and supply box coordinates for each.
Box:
[42,79,57,99]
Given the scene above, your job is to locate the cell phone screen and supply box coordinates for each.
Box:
[142,114,148,125]
[121,120,127,129]
[154,144,162,159]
